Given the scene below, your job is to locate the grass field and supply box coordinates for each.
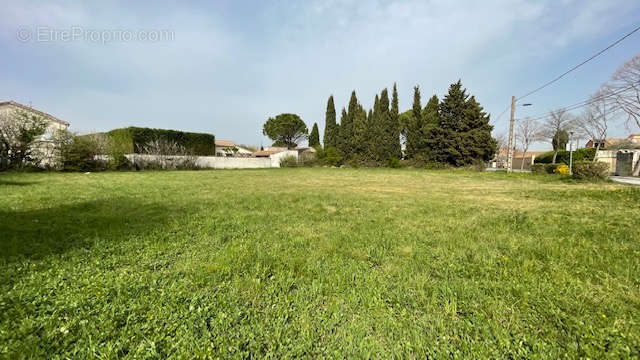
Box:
[1,169,639,358]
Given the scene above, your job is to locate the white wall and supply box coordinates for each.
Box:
[125,151,298,169]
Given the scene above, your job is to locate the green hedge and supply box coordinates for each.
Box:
[573,161,609,180]
[534,148,596,164]
[107,127,215,156]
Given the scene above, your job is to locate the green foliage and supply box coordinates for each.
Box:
[318,146,343,166]
[107,127,215,156]
[263,114,308,149]
[572,161,609,180]
[0,110,48,170]
[279,155,299,168]
[1,170,639,358]
[405,86,423,159]
[60,133,109,172]
[428,81,496,166]
[534,148,596,164]
[552,129,569,152]
[309,123,320,147]
[323,96,339,149]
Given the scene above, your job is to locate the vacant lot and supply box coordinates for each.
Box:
[1,169,639,358]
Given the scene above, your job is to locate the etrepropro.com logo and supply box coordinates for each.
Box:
[16,26,175,43]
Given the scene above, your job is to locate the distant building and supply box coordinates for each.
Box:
[585,134,640,149]
[0,100,70,166]
[214,140,253,157]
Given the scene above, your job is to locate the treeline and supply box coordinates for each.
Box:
[321,80,496,167]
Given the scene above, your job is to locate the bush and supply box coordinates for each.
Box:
[554,164,569,175]
[318,146,343,167]
[107,127,215,156]
[279,155,298,168]
[573,161,609,180]
[60,133,109,172]
[531,164,546,173]
[534,148,596,164]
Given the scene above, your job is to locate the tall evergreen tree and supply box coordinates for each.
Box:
[431,80,496,165]
[389,83,401,159]
[338,107,349,156]
[339,91,359,159]
[323,95,338,149]
[309,122,320,147]
[421,95,440,159]
[406,86,423,159]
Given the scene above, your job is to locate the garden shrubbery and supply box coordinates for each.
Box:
[279,155,299,168]
[572,161,609,180]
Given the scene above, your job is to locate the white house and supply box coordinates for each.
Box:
[0,101,70,166]
[214,139,253,157]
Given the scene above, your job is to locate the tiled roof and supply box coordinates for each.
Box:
[0,101,70,126]
[215,140,236,147]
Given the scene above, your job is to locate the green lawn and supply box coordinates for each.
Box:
[1,169,639,358]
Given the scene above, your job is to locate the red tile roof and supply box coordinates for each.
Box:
[215,140,236,147]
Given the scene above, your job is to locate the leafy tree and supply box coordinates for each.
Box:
[323,96,338,149]
[552,129,569,153]
[263,113,308,149]
[309,122,320,147]
[0,109,48,170]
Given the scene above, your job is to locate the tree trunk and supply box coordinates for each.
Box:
[552,150,558,164]
[592,143,601,162]
[633,156,640,177]
[520,149,528,170]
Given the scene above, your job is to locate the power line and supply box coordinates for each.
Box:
[515,24,640,102]
[514,82,638,122]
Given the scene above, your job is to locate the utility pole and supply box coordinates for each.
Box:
[507,96,516,173]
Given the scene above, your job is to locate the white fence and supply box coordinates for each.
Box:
[125,150,298,169]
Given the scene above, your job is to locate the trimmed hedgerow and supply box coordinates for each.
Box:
[107,127,215,156]
[534,148,596,164]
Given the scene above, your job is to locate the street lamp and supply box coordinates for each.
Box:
[569,131,575,176]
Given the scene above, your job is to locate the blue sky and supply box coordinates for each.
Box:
[1,1,639,149]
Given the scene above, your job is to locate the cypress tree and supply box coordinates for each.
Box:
[377,89,392,161]
[309,122,320,147]
[341,91,359,159]
[338,107,349,156]
[389,83,401,159]
[323,96,338,149]
[406,86,423,159]
[421,95,440,159]
[432,80,495,165]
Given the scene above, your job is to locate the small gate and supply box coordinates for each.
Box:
[615,151,634,176]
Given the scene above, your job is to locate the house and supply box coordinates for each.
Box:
[0,101,70,165]
[512,151,547,170]
[585,134,640,149]
[214,140,253,157]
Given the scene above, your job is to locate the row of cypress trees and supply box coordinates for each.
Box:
[323,84,402,163]
[322,80,496,166]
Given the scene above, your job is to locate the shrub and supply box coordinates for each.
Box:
[279,155,298,168]
[531,164,546,173]
[387,158,402,168]
[60,133,109,172]
[573,161,609,180]
[554,164,569,175]
[319,146,343,167]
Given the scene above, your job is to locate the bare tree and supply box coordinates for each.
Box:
[574,89,615,161]
[606,54,640,130]
[606,54,640,175]
[516,117,543,170]
[541,108,574,164]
